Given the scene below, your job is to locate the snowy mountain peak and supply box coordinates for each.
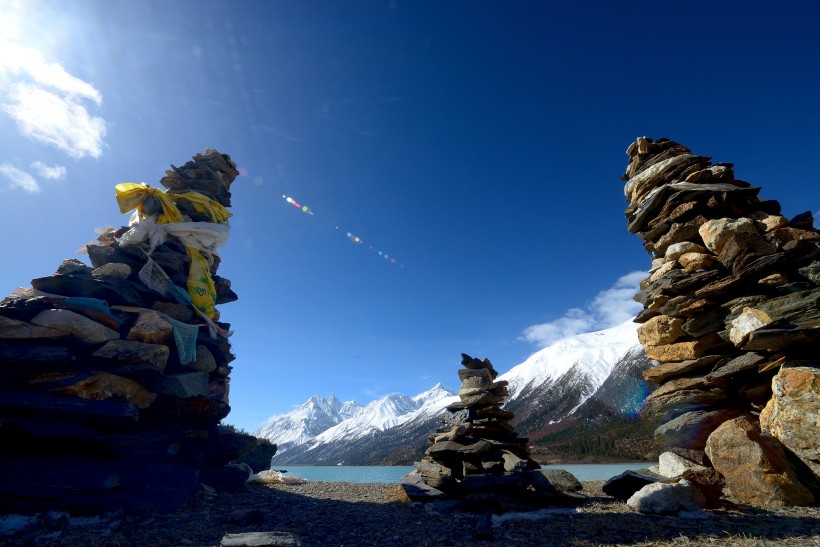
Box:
[501,319,639,402]
[254,394,362,452]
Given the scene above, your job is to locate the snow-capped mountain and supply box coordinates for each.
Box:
[270,384,456,465]
[501,319,640,427]
[254,394,362,453]
[263,320,655,465]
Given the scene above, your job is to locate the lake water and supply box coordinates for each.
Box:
[278,463,651,483]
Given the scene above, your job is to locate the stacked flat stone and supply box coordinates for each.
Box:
[624,137,820,507]
[0,150,272,513]
[402,354,582,511]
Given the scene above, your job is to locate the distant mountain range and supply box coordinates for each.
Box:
[257,320,661,465]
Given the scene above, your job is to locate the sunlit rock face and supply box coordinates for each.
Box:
[0,150,271,512]
[623,136,820,508]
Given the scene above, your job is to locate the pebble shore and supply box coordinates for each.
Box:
[3,481,819,546]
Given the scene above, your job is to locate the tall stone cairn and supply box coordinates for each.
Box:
[401,354,583,512]
[0,150,272,513]
[624,137,820,507]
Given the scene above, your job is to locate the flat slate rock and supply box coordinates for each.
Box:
[221,532,301,547]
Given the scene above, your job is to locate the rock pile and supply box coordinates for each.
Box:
[0,150,272,513]
[623,137,820,507]
[401,354,583,512]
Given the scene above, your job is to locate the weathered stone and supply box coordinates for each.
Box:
[157,372,210,398]
[681,307,725,338]
[658,451,709,478]
[654,217,708,257]
[91,263,132,278]
[637,315,686,347]
[665,241,708,261]
[414,460,456,490]
[647,375,724,400]
[220,531,301,547]
[718,231,778,274]
[655,409,743,450]
[538,469,583,493]
[642,389,728,422]
[0,315,69,340]
[644,333,726,362]
[705,415,815,507]
[152,301,195,322]
[706,352,766,380]
[627,479,705,514]
[749,212,789,233]
[756,272,788,287]
[760,367,820,480]
[31,371,156,409]
[460,353,498,378]
[770,226,820,245]
[126,310,173,345]
[698,217,758,255]
[642,355,724,384]
[798,261,820,285]
[602,469,665,501]
[180,345,218,373]
[649,260,678,282]
[55,258,93,275]
[31,274,150,307]
[400,471,446,500]
[92,340,169,374]
[30,309,120,345]
[501,450,527,472]
[678,252,720,271]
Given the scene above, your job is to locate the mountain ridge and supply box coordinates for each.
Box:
[258,320,660,465]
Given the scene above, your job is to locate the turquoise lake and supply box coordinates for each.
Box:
[278,463,651,483]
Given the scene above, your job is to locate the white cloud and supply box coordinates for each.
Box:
[30,161,66,180]
[0,41,106,159]
[521,271,646,347]
[0,163,40,193]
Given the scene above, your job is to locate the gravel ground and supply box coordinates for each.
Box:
[2,481,819,546]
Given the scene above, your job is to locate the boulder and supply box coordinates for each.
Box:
[626,479,705,514]
[655,409,743,450]
[538,469,582,493]
[30,309,120,345]
[760,367,820,480]
[400,471,446,501]
[705,415,815,507]
[657,451,709,478]
[602,469,665,501]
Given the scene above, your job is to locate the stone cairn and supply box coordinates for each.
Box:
[0,150,272,513]
[401,354,583,512]
[623,137,820,507]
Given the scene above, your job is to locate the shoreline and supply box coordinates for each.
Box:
[3,480,819,546]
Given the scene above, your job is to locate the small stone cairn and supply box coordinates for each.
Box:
[622,137,820,507]
[0,150,272,513]
[401,354,583,512]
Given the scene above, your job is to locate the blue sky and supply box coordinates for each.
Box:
[1,1,819,432]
